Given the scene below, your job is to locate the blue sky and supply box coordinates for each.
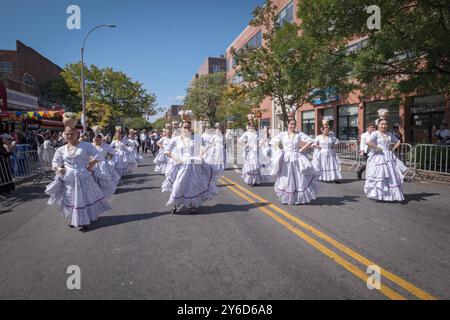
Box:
[0,0,264,121]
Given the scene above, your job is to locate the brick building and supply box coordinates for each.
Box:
[0,40,64,130]
[0,40,63,110]
[225,0,450,144]
[194,56,227,81]
[166,105,183,123]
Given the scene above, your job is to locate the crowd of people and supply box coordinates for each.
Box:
[1,107,442,231]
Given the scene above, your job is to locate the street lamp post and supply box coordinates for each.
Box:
[81,24,116,134]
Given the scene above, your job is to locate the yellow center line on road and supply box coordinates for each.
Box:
[220,176,437,300]
[219,178,406,300]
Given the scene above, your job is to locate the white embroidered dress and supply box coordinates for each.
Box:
[45,142,112,227]
[111,139,138,177]
[238,130,270,185]
[364,131,407,201]
[162,135,218,208]
[154,136,172,174]
[203,131,226,173]
[92,143,120,198]
[312,135,342,181]
[271,131,320,205]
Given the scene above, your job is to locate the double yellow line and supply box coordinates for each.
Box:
[219,175,437,300]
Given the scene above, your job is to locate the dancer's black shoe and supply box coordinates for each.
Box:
[357,171,362,180]
[79,225,89,232]
[170,207,177,215]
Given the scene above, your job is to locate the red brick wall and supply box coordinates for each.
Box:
[0,41,62,91]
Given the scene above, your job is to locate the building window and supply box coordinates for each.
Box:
[345,38,369,55]
[245,31,262,49]
[323,108,335,131]
[277,1,294,26]
[364,99,400,131]
[231,74,244,84]
[302,110,315,137]
[338,105,358,140]
[212,65,222,73]
[0,62,13,75]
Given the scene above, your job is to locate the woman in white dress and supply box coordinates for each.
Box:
[364,118,407,202]
[42,132,55,168]
[111,132,138,177]
[271,118,320,205]
[154,128,172,174]
[162,120,218,215]
[127,131,144,165]
[238,122,269,186]
[45,127,111,231]
[92,134,120,198]
[202,122,226,174]
[312,126,342,183]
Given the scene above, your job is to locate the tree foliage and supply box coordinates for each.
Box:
[152,117,168,131]
[297,0,450,96]
[61,63,158,126]
[233,0,352,128]
[124,116,152,131]
[42,77,81,112]
[218,84,257,129]
[184,72,227,126]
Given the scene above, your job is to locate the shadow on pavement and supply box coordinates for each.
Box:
[114,186,160,195]
[121,173,151,179]
[0,184,48,212]
[400,192,440,205]
[181,202,271,216]
[87,211,167,231]
[312,195,360,206]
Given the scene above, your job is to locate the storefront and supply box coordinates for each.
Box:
[6,88,39,111]
[364,99,400,130]
[411,94,446,144]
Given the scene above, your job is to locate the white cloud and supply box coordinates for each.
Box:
[168,96,185,103]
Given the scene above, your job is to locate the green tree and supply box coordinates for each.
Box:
[184,72,227,126]
[297,0,450,96]
[84,101,113,129]
[61,63,158,126]
[233,0,353,128]
[42,77,81,112]
[124,117,152,131]
[218,84,257,129]
[152,117,168,131]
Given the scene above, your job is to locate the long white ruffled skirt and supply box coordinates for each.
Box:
[45,169,112,227]
[273,152,320,205]
[312,149,342,181]
[364,151,407,202]
[162,158,218,208]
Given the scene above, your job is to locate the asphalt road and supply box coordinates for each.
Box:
[0,155,449,300]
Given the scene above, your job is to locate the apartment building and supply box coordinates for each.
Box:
[225,0,450,144]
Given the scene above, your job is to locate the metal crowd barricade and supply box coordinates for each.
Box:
[7,150,54,185]
[412,144,450,176]
[334,140,361,171]
[1,155,14,190]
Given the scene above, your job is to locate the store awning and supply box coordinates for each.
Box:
[40,119,64,128]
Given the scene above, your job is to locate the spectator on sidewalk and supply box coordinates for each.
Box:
[0,134,15,194]
[140,130,148,154]
[357,123,375,180]
[434,122,450,145]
